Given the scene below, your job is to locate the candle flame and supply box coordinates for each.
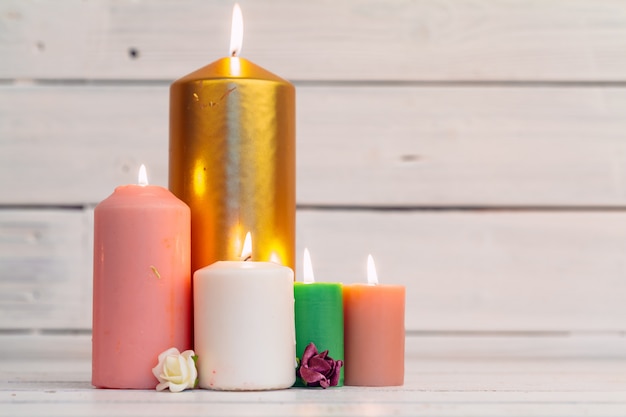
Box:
[230,3,243,57]
[367,254,378,285]
[138,164,148,186]
[303,248,315,283]
[240,231,252,260]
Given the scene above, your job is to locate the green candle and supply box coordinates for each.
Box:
[294,249,344,387]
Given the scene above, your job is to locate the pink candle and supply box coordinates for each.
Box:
[92,165,191,389]
[343,255,405,386]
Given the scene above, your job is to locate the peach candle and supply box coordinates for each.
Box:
[343,255,405,386]
[92,165,192,389]
[194,233,295,390]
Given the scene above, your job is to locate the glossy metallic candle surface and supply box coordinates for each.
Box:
[169,57,295,274]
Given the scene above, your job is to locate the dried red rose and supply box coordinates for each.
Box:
[297,342,343,388]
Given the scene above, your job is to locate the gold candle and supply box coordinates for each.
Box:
[169,5,295,273]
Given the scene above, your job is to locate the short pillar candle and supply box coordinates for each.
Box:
[343,255,405,386]
[293,249,344,386]
[92,165,192,389]
[193,234,296,390]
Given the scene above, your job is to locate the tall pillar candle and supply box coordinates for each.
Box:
[194,236,295,390]
[92,165,191,389]
[343,255,405,386]
[293,249,344,387]
[169,5,295,273]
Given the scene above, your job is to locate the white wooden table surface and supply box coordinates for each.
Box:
[2,334,626,417]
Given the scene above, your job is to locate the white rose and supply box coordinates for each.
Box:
[152,347,198,392]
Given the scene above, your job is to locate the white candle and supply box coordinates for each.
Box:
[193,233,295,390]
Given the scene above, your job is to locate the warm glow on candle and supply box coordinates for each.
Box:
[192,160,206,196]
[367,254,378,285]
[230,57,241,75]
[241,231,252,260]
[303,248,315,283]
[269,252,281,264]
[138,164,148,186]
[230,3,243,57]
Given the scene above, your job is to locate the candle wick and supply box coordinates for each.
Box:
[231,50,238,57]
[243,255,251,261]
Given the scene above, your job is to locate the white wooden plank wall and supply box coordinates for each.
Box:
[1,0,626,334]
